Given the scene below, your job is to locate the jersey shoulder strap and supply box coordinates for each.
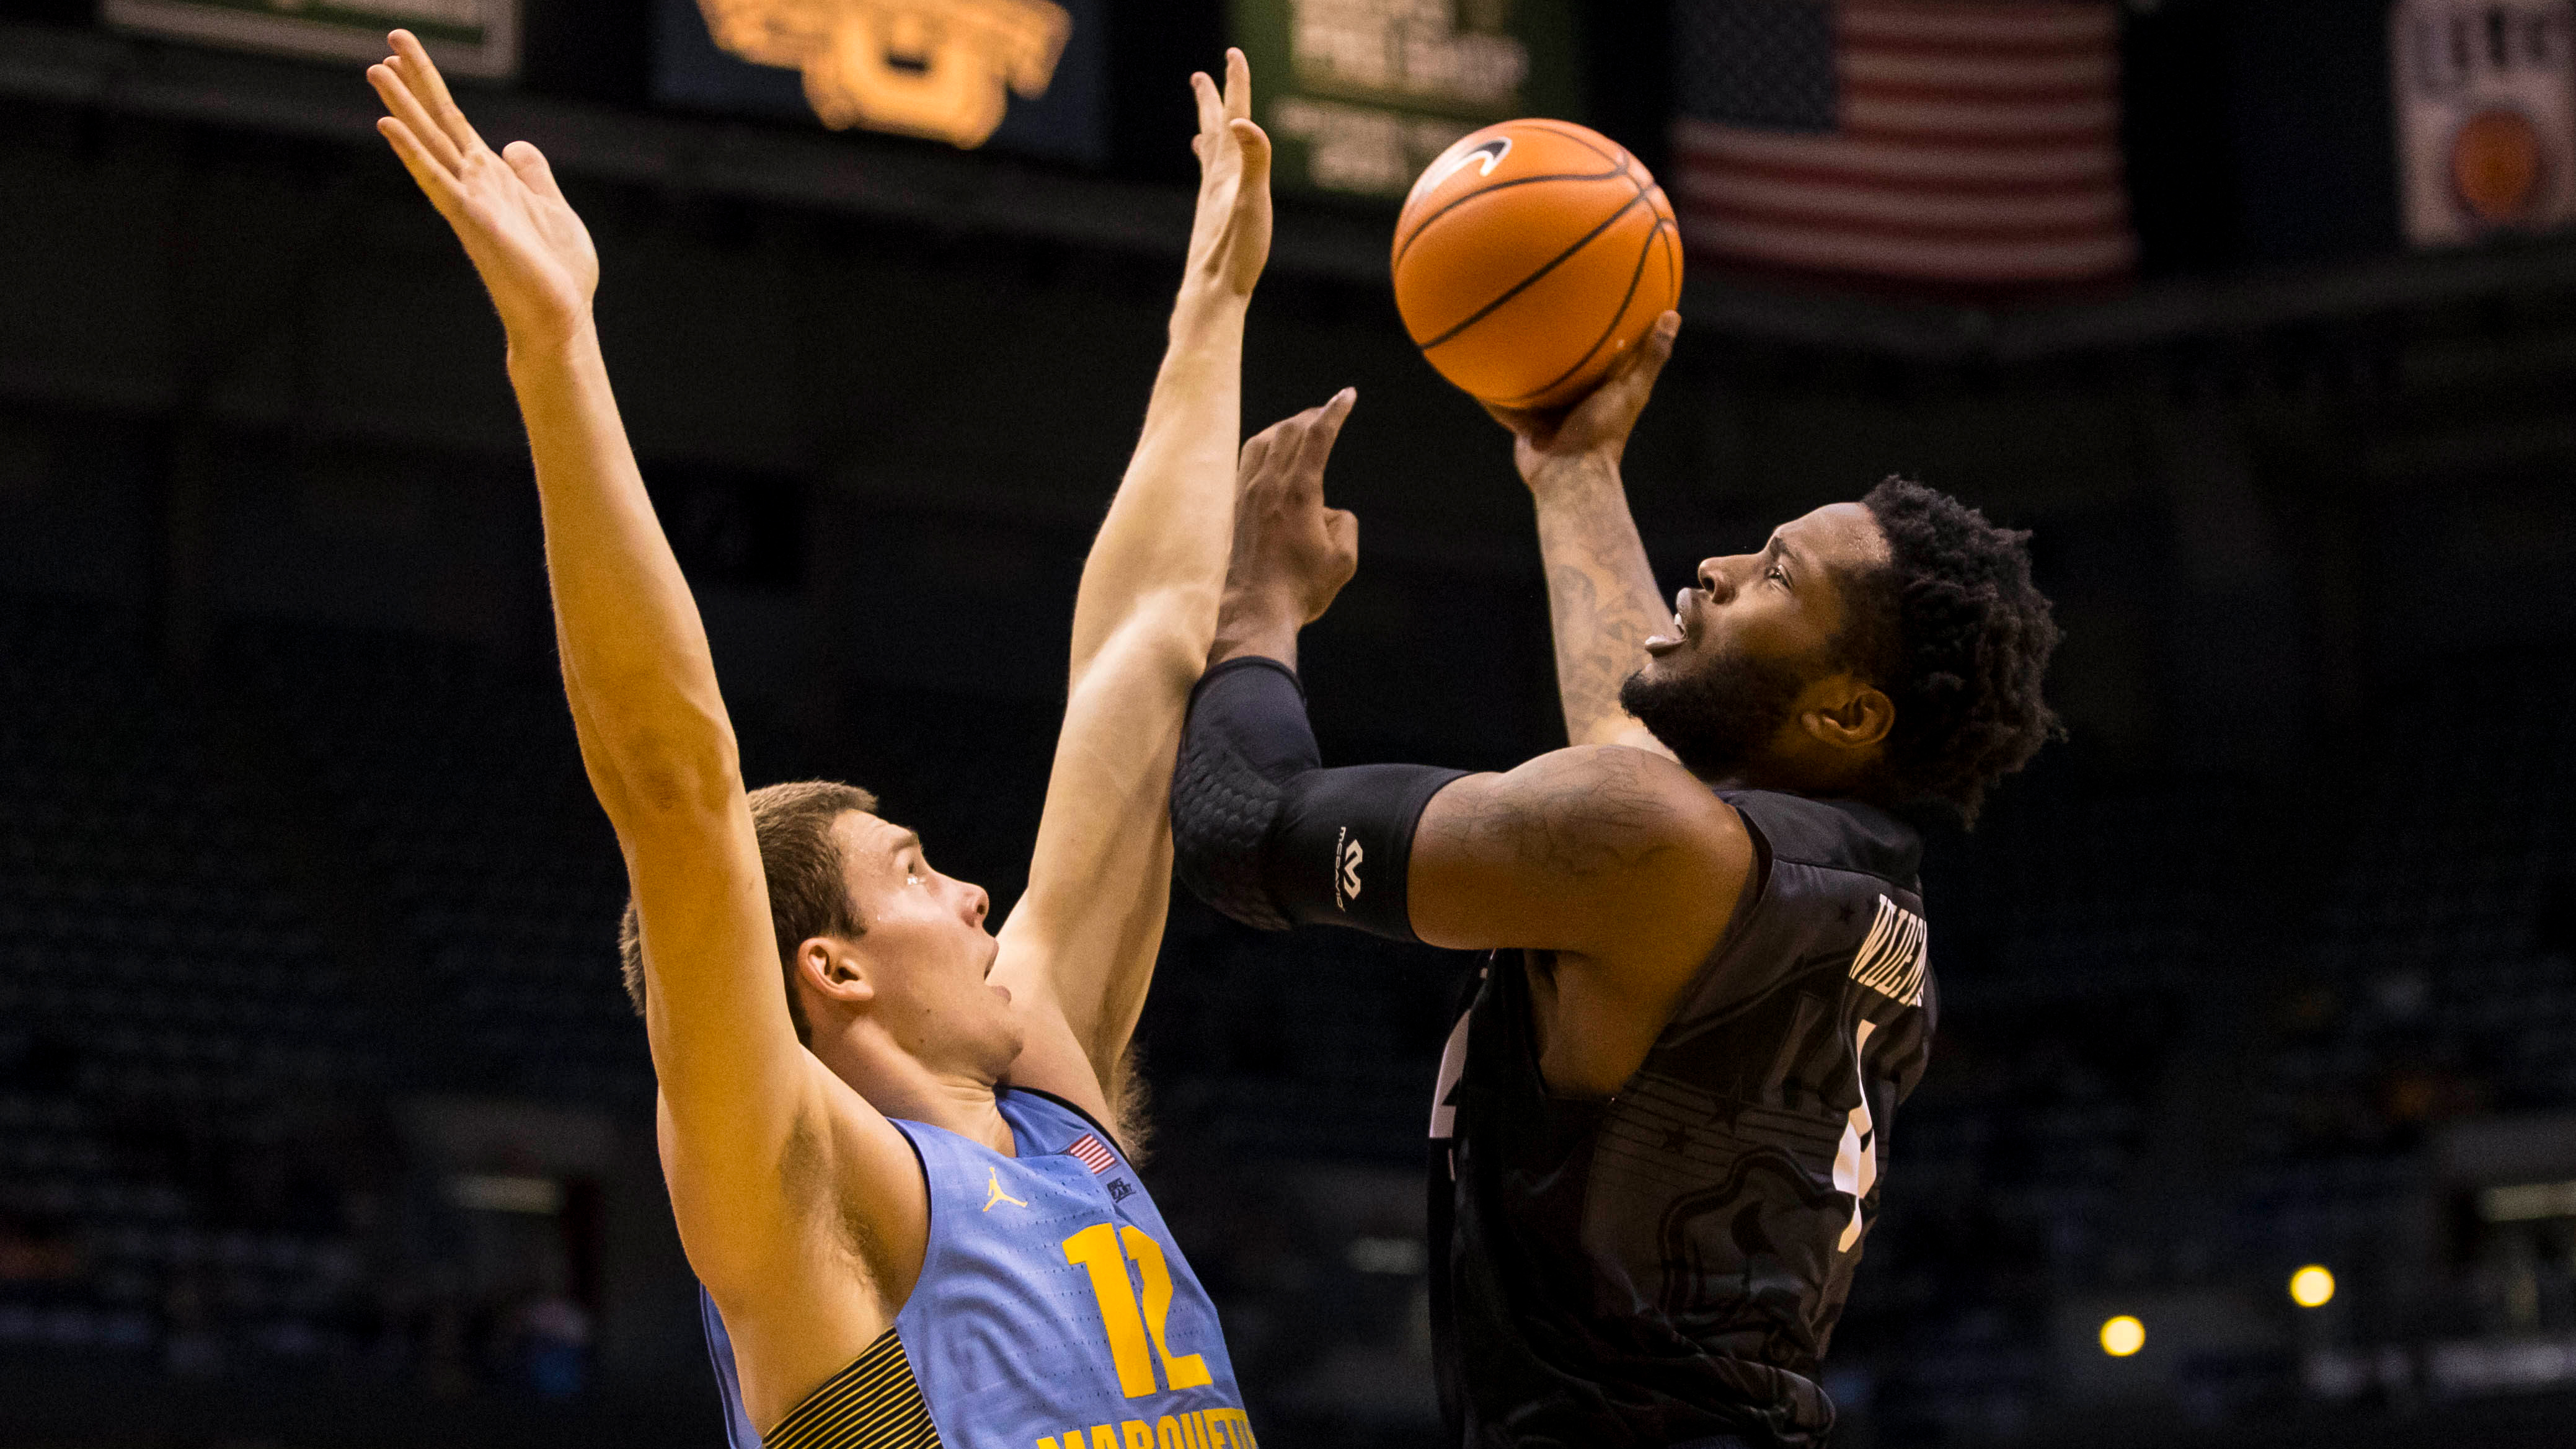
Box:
[700,1285,763,1449]
[1720,789,1923,887]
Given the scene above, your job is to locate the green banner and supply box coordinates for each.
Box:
[103,0,516,77]
[1231,0,1583,199]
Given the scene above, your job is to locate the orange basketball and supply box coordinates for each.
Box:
[1392,120,1682,412]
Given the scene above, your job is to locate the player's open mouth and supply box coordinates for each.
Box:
[1643,586,1694,657]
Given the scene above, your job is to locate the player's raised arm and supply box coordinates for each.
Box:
[365,33,913,1313]
[988,50,1278,1126]
[1487,311,1684,758]
[1171,402,1745,979]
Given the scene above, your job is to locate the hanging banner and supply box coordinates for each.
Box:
[1669,0,2134,293]
[101,0,517,78]
[653,0,1106,162]
[2391,0,2576,248]
[1229,0,1584,199]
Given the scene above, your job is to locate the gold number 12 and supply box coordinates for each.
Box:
[1061,1223,1214,1398]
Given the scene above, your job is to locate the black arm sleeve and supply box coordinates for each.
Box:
[1170,657,1467,941]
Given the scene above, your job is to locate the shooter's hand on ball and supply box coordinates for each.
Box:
[1211,390,1360,671]
[1185,47,1273,299]
[1485,309,1681,486]
[369,31,598,351]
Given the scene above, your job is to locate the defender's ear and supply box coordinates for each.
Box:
[796,937,875,1008]
[1802,675,1894,754]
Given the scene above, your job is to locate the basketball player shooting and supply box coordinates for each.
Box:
[368,32,1280,1449]
[1169,319,2061,1447]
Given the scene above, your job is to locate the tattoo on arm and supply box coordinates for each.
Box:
[1436,749,1681,881]
[1530,460,1668,747]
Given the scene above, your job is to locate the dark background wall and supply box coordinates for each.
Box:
[6,4,2576,1447]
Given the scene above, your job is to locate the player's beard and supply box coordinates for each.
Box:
[1619,642,1808,781]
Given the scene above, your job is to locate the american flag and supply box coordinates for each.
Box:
[1670,0,2135,290]
[1065,1133,1119,1175]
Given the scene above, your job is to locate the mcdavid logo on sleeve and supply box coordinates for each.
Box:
[1334,827,1363,910]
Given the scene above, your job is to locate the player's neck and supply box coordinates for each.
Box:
[815,1027,1014,1156]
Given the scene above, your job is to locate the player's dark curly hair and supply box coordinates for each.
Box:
[1839,477,2061,826]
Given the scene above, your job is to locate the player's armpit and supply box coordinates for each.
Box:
[662,1065,931,1430]
[618,805,925,1317]
[1406,745,1751,961]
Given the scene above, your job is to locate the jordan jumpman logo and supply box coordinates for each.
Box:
[983,1169,1028,1212]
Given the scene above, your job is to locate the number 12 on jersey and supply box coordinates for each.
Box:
[1062,1223,1213,1398]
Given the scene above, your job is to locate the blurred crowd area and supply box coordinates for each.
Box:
[1,580,2572,1448]
[9,6,2576,1442]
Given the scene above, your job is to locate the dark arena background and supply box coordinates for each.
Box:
[3,1,2576,1446]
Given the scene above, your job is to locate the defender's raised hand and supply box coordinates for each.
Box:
[369,31,597,348]
[1184,48,1273,298]
[1211,390,1358,669]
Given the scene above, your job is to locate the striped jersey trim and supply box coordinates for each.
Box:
[1848,895,1929,1006]
[764,1327,942,1449]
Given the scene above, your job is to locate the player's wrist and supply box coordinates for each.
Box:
[1210,587,1302,667]
[1207,624,1296,671]
[1525,448,1623,499]
[502,311,601,372]
[1216,582,1301,629]
[1169,278,1253,329]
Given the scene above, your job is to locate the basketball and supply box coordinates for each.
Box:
[1391,120,1683,412]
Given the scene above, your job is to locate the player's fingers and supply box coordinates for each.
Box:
[1283,390,1352,502]
[1228,118,1271,195]
[1635,310,1681,373]
[1304,387,1356,464]
[1222,47,1251,123]
[503,140,566,204]
[390,30,489,158]
[1593,311,1681,410]
[1324,507,1360,564]
[376,116,466,219]
[1189,71,1223,148]
[369,61,462,174]
[1239,422,1283,481]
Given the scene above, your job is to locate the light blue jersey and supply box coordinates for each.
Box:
[701,1088,1256,1449]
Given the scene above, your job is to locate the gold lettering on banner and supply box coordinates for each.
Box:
[693,0,1071,147]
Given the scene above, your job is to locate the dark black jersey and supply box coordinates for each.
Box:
[1426,789,1936,1449]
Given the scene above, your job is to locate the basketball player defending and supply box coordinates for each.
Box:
[1169,315,2061,1448]
[369,33,1283,1449]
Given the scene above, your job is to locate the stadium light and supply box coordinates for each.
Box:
[2290,1264,2336,1308]
[2099,1314,2146,1357]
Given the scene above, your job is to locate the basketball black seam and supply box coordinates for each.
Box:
[1521,120,1626,168]
[1414,185,1655,352]
[1489,219,1675,407]
[1392,155,1634,268]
